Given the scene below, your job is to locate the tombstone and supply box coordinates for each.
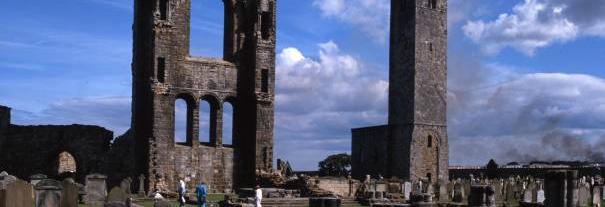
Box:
[84,174,108,205]
[468,185,496,207]
[437,180,449,201]
[523,189,533,202]
[138,174,146,197]
[537,189,545,203]
[107,186,130,204]
[403,182,411,200]
[579,183,590,207]
[545,170,579,207]
[61,179,79,207]
[0,174,34,207]
[35,179,63,207]
[592,186,601,207]
[120,177,132,195]
[30,174,47,186]
[452,182,465,203]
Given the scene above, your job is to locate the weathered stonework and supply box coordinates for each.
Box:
[352,0,449,183]
[0,106,113,184]
[131,0,276,193]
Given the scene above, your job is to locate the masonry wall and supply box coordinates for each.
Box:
[0,123,113,183]
[131,0,276,193]
[351,125,390,179]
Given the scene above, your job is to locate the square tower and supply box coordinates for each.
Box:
[352,0,448,183]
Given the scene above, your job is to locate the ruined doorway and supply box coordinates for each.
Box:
[57,151,77,174]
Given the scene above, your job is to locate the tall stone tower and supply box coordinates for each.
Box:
[351,0,448,183]
[131,0,276,192]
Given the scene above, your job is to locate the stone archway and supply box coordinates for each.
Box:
[57,151,77,174]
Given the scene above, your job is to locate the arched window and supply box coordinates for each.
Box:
[57,152,76,174]
[190,0,224,57]
[159,0,169,20]
[199,100,211,144]
[174,99,189,144]
[427,173,432,182]
[427,135,433,148]
[222,101,234,146]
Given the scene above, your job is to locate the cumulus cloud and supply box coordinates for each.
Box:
[275,41,389,169]
[312,0,390,42]
[463,0,605,56]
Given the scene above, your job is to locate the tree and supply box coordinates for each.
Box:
[318,153,351,177]
[486,159,499,179]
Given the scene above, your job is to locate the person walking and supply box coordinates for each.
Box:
[255,185,263,207]
[178,180,186,207]
[195,181,208,207]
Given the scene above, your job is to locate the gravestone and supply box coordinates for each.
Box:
[438,180,449,201]
[0,174,34,207]
[107,186,129,203]
[403,182,411,200]
[61,178,79,207]
[120,177,132,195]
[452,182,465,203]
[85,174,107,205]
[35,179,63,207]
[138,174,146,197]
[29,174,47,186]
[537,189,545,203]
[579,183,590,207]
[592,186,601,207]
[523,189,533,202]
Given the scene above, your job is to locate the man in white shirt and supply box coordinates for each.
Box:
[255,185,263,207]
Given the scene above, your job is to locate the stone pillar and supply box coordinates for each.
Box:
[210,103,223,147]
[138,174,146,197]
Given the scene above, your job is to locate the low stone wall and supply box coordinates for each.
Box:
[310,177,359,198]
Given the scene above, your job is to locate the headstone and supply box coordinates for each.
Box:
[537,189,545,203]
[592,186,601,207]
[579,183,590,207]
[85,174,108,205]
[523,189,533,202]
[35,179,63,207]
[107,186,129,203]
[138,174,146,197]
[438,180,449,201]
[403,182,411,200]
[120,177,132,194]
[61,179,79,207]
[452,182,465,203]
[30,174,47,186]
[0,175,34,207]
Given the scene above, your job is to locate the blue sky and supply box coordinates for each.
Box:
[2,0,605,170]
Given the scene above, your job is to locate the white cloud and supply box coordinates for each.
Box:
[275,41,389,169]
[463,0,605,56]
[312,0,390,42]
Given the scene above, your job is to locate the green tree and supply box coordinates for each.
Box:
[486,159,499,179]
[318,153,351,177]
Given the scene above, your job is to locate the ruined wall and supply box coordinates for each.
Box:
[351,125,390,179]
[131,0,276,193]
[0,109,113,184]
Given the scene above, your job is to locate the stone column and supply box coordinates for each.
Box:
[138,174,146,197]
[210,102,223,147]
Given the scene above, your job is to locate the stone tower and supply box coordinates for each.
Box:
[351,0,448,183]
[131,0,276,192]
